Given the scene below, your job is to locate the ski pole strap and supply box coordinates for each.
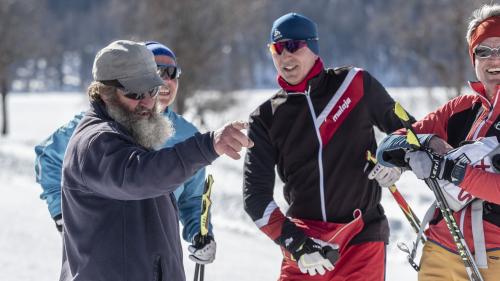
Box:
[456,201,488,269]
[460,205,467,234]
[397,242,420,271]
[398,201,437,272]
[412,202,437,258]
[471,200,488,269]
[420,204,435,248]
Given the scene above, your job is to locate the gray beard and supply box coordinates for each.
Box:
[105,97,174,150]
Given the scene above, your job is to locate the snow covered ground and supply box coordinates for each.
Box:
[0,89,452,280]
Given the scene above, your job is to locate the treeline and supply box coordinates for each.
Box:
[0,0,485,134]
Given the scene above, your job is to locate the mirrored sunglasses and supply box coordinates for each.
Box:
[157,65,181,80]
[474,45,500,59]
[268,39,315,55]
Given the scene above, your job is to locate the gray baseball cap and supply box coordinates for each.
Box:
[92,40,164,93]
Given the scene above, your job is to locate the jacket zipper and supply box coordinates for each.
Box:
[293,86,328,222]
[471,93,498,140]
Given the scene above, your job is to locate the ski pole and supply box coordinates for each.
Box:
[193,174,214,281]
[394,102,484,281]
[366,151,425,244]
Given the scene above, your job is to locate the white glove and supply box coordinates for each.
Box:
[295,238,337,276]
[405,150,435,179]
[188,234,216,264]
[368,163,402,187]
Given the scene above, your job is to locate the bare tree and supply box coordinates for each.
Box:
[373,0,477,96]
[3,0,489,130]
[42,0,124,90]
[117,0,269,115]
[0,0,46,135]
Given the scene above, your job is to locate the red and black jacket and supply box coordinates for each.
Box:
[243,66,412,253]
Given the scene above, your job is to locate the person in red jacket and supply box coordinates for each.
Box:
[377,4,500,280]
[243,13,412,280]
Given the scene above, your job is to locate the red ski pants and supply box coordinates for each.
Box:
[278,241,386,281]
[278,210,386,281]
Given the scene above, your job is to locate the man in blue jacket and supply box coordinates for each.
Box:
[35,41,216,265]
[40,40,253,281]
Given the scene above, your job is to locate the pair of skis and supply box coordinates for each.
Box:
[392,103,484,281]
[193,175,214,281]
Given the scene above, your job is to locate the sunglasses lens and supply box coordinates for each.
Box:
[475,47,492,58]
[268,43,278,55]
[123,92,143,100]
[285,40,302,53]
[273,43,285,55]
[121,86,159,100]
[158,65,179,80]
[270,40,307,55]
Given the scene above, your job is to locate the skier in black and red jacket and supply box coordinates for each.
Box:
[243,12,414,280]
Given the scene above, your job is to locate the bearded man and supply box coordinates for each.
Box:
[60,40,252,281]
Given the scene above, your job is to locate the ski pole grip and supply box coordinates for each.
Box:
[321,246,340,265]
[394,102,421,149]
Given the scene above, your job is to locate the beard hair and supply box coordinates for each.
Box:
[105,95,175,150]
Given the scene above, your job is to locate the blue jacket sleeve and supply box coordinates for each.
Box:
[34,112,84,218]
[376,133,434,167]
[166,109,213,242]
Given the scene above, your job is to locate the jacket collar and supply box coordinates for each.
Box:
[469,81,488,99]
[89,100,112,120]
[468,81,500,107]
[277,58,324,94]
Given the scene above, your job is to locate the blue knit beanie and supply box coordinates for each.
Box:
[144,41,176,61]
[270,13,319,55]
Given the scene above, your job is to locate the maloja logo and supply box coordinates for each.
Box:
[332,98,352,122]
[495,121,500,131]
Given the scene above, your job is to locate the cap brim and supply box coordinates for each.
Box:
[118,72,164,93]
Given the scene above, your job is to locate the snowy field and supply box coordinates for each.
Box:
[0,88,453,280]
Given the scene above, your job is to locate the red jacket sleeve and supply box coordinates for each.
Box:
[460,165,500,204]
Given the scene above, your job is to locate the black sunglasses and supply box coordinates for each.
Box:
[157,65,181,80]
[120,86,160,100]
[99,80,159,100]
